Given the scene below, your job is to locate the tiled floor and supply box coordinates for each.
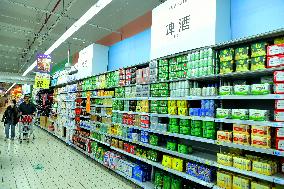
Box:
[0,121,137,189]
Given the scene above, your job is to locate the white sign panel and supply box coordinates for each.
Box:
[151,0,217,59]
[76,44,94,79]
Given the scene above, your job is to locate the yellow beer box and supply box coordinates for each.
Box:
[232,175,250,189]
[217,171,233,189]
[162,155,173,168]
[233,156,252,171]
[171,158,183,172]
[217,153,233,166]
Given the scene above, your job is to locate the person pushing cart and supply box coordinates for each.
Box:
[18,94,37,142]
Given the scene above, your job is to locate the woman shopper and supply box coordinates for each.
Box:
[2,100,19,141]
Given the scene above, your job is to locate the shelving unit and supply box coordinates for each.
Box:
[46,29,284,188]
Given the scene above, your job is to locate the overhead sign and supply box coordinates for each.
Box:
[151,0,217,59]
[76,44,94,79]
[37,54,52,73]
[34,73,50,89]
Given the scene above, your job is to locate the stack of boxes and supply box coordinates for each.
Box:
[275,71,284,151]
[136,67,150,84]
[234,46,250,72]
[188,48,214,77]
[106,71,119,88]
[125,67,137,85]
[267,43,284,68]
[150,116,167,132]
[136,100,149,113]
[115,87,125,98]
[251,42,267,71]
[136,85,150,97]
[125,86,136,98]
[149,60,158,83]
[170,81,190,97]
[150,100,168,114]
[190,100,215,117]
[168,55,188,80]
[119,69,126,86]
[158,59,169,81]
[274,71,284,122]
[150,83,169,97]
[219,48,234,74]
[124,100,136,112]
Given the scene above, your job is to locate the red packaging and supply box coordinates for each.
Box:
[267,44,284,56]
[274,71,284,83]
[276,138,284,151]
[267,55,284,68]
[123,143,129,152]
[129,145,136,154]
[275,110,284,122]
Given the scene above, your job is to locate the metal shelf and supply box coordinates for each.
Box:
[110,146,215,188]
[92,105,112,108]
[115,123,284,157]
[216,164,284,185]
[89,137,110,146]
[215,118,284,127]
[112,110,150,115]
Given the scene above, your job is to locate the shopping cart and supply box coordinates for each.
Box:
[18,115,35,143]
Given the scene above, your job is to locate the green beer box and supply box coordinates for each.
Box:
[235,46,249,60]
[219,48,234,62]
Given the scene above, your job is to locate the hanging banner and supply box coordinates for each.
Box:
[34,73,50,89]
[37,54,52,73]
[86,91,91,113]
[151,0,219,59]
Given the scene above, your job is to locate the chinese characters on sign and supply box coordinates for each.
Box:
[166,15,190,38]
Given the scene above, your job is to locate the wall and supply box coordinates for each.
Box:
[231,0,284,39]
[108,28,151,71]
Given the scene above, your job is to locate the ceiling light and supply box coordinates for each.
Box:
[22,0,112,76]
[5,83,16,94]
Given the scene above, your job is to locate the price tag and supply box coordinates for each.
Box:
[273,150,281,156]
[215,119,222,122]
[216,141,223,145]
[204,160,211,166]
[163,167,169,171]
[34,73,50,89]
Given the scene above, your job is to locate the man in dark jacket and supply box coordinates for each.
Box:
[19,95,36,115]
[2,100,19,140]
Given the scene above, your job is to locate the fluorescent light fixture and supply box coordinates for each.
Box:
[22,0,112,76]
[5,83,16,94]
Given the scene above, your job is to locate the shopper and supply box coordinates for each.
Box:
[2,100,19,141]
[19,94,37,115]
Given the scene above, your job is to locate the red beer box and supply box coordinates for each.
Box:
[267,44,284,56]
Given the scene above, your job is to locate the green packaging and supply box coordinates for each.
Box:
[178,144,192,154]
[158,100,168,107]
[219,86,233,95]
[168,124,180,133]
[179,119,190,126]
[219,48,234,62]
[235,46,249,60]
[232,109,249,120]
[251,83,271,95]
[159,59,169,67]
[149,134,159,146]
[251,56,266,71]
[169,118,179,125]
[251,42,268,58]
[220,60,234,74]
[159,66,169,73]
[163,174,171,189]
[235,59,250,72]
[158,107,168,114]
[180,126,190,135]
[154,171,163,188]
[171,177,182,189]
[147,150,158,161]
[166,141,177,151]
[233,85,250,95]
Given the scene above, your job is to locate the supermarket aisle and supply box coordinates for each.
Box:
[0,123,136,189]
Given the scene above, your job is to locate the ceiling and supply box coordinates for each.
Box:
[0,0,162,75]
